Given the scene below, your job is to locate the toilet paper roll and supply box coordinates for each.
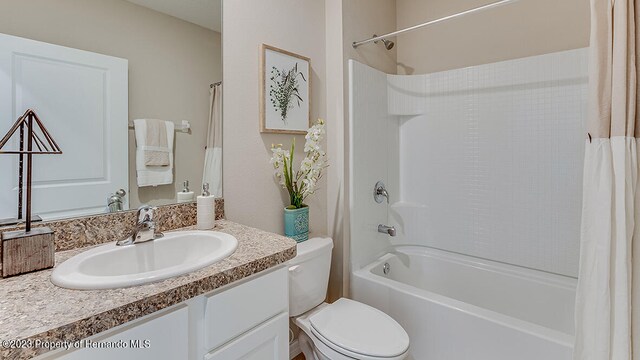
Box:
[197,195,215,230]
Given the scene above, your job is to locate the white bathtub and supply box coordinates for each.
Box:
[352,246,576,360]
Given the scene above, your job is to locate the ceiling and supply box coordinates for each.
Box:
[125,0,222,32]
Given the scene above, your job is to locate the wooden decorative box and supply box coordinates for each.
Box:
[1,227,55,277]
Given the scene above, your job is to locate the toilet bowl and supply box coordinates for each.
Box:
[289,238,410,360]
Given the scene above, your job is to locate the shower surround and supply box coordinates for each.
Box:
[349,48,587,359]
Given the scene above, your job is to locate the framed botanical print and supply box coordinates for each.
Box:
[260,44,311,134]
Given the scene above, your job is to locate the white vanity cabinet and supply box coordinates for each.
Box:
[37,266,289,360]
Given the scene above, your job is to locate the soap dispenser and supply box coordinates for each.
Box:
[197,183,215,230]
[177,180,195,203]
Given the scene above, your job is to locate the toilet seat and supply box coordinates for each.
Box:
[307,298,409,360]
[309,327,408,360]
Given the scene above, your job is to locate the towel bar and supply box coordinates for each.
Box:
[128,120,190,133]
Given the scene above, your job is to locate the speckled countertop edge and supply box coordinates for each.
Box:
[0,220,297,360]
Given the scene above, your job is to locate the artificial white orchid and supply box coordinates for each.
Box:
[270,119,328,209]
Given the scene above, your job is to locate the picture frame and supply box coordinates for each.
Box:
[260,44,311,134]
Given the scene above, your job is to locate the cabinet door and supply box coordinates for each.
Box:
[204,312,288,360]
[41,305,188,360]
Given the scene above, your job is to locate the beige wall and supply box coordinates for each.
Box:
[396,0,590,74]
[222,0,327,237]
[344,0,398,75]
[0,0,222,208]
[221,0,377,303]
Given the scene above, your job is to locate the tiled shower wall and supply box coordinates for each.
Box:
[350,48,587,277]
[390,48,587,277]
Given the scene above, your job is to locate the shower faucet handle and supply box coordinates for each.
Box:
[374,181,389,204]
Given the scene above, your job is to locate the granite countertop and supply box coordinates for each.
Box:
[0,220,297,360]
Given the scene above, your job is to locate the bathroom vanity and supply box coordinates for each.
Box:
[0,220,296,360]
[40,267,289,360]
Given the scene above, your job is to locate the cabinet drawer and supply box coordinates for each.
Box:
[204,266,288,351]
[204,312,288,360]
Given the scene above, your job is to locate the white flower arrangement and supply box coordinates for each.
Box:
[270,119,328,209]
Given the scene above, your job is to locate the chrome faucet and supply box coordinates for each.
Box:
[116,205,164,246]
[107,189,127,213]
[378,224,396,237]
[374,181,389,204]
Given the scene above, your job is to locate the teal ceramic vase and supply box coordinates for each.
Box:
[284,206,309,242]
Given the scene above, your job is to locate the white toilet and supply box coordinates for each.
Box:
[289,237,410,360]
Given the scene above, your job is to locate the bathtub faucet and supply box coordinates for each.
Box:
[378,224,396,237]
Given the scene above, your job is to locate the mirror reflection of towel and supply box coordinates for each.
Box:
[142,119,170,166]
[134,119,174,187]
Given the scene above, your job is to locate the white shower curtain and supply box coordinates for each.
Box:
[203,83,222,198]
[574,0,640,359]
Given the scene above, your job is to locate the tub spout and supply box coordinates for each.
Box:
[378,224,396,237]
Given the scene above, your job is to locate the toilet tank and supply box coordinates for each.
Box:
[289,237,333,317]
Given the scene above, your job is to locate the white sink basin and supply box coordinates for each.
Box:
[51,231,238,290]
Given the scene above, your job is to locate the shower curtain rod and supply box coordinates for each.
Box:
[352,0,520,48]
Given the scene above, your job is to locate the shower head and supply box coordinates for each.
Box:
[372,34,394,50]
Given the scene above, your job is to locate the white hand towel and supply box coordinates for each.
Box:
[134,119,175,187]
[143,119,170,166]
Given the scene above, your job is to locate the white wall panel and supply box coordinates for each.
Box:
[391,48,587,277]
[349,60,395,270]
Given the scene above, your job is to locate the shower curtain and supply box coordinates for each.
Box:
[203,83,222,198]
[574,0,640,359]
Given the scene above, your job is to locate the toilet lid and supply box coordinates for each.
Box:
[309,298,409,358]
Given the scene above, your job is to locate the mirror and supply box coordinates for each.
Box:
[0,0,222,223]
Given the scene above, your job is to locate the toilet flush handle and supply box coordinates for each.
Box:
[289,265,302,274]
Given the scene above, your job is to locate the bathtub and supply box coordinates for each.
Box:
[352,246,576,360]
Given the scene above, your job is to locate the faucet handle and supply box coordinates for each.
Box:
[374,181,390,204]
